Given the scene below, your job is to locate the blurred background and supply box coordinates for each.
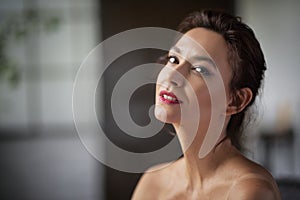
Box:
[0,0,299,199]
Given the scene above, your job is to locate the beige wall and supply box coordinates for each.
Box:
[236,0,300,177]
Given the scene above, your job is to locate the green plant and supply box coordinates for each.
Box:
[0,8,60,87]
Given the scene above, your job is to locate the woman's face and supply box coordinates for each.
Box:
[155,28,232,127]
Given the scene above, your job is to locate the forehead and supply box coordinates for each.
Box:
[175,28,230,69]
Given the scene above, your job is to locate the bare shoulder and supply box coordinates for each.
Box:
[226,155,281,200]
[227,174,281,200]
[131,162,173,200]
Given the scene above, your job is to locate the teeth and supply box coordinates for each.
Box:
[163,94,177,101]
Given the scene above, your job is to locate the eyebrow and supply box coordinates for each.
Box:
[170,46,217,69]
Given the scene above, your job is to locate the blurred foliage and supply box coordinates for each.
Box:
[0,8,60,87]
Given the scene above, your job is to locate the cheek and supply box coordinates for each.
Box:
[218,65,233,101]
[186,79,212,113]
[192,78,211,104]
[195,87,212,111]
[191,78,226,115]
[155,86,160,104]
[155,84,159,95]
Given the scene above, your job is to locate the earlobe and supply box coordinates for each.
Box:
[226,88,253,116]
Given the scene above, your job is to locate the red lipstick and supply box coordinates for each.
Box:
[159,90,181,104]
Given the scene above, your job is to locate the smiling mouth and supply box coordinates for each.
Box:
[159,90,181,104]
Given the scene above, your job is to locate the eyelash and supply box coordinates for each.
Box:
[191,66,211,76]
[167,55,211,76]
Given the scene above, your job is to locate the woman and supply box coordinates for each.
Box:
[132,10,281,200]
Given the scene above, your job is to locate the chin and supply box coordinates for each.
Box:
[154,105,180,124]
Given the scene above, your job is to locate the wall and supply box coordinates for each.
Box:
[236,0,300,178]
[0,0,100,130]
[0,0,104,199]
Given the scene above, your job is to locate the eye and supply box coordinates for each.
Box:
[167,55,179,64]
[191,66,211,76]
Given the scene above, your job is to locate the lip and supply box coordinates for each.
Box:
[159,90,181,104]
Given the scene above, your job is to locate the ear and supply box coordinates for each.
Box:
[226,88,253,116]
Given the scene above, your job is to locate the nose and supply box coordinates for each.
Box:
[167,71,183,87]
[164,65,186,87]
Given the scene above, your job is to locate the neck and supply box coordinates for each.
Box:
[173,123,237,189]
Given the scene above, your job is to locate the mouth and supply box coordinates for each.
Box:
[159,90,181,104]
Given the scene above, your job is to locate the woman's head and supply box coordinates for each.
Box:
[176,10,266,150]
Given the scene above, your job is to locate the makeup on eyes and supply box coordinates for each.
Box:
[167,49,215,76]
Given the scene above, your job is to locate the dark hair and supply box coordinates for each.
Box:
[176,10,266,150]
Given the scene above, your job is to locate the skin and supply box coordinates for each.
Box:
[131,28,281,200]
